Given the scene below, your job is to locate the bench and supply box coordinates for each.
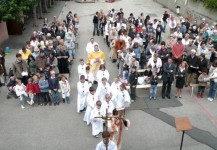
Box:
[58,73,70,79]
[126,83,163,90]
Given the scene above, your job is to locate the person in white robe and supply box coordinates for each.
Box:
[96,77,111,103]
[83,87,98,125]
[115,84,131,109]
[86,38,98,54]
[59,75,71,104]
[90,101,104,137]
[110,77,122,103]
[96,64,110,83]
[101,93,115,116]
[77,75,89,113]
[77,58,87,78]
[83,66,94,87]
[96,131,118,150]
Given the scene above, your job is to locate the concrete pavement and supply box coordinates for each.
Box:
[0,0,217,150]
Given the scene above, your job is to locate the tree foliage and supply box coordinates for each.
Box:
[0,0,38,21]
[192,0,217,10]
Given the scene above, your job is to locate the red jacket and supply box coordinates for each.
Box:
[33,83,40,94]
[172,43,184,59]
[26,83,34,93]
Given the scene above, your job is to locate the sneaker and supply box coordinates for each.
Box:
[208,98,213,101]
[27,101,31,105]
[131,100,135,103]
[21,105,25,109]
[153,97,156,100]
[149,96,152,100]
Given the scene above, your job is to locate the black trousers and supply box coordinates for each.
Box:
[130,85,136,100]
[39,92,51,104]
[155,32,161,44]
[162,81,172,97]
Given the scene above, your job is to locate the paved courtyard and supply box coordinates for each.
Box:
[0,0,217,150]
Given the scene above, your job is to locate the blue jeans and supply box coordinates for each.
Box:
[93,23,99,35]
[150,85,157,97]
[68,49,75,59]
[208,81,217,99]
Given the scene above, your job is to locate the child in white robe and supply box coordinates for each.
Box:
[77,58,87,78]
[96,77,111,103]
[96,131,117,150]
[90,100,104,138]
[83,87,98,125]
[96,64,110,83]
[59,75,71,104]
[77,75,89,112]
[110,77,122,103]
[101,93,115,116]
[115,83,131,109]
[83,66,94,87]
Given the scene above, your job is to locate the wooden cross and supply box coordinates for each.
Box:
[95,109,120,150]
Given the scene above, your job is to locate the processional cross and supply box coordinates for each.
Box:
[95,109,121,150]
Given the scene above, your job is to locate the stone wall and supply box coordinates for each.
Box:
[0,22,8,46]
[154,0,217,24]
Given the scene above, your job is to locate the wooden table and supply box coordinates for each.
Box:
[175,117,192,150]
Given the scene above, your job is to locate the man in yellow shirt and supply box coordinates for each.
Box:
[86,44,105,78]
[19,46,32,61]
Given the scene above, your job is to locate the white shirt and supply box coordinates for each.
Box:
[83,71,94,85]
[147,57,162,73]
[59,80,70,93]
[77,64,87,77]
[96,140,117,150]
[96,70,110,83]
[77,81,89,96]
[14,84,26,96]
[86,41,98,54]
[111,81,122,101]
[101,101,115,116]
[115,90,131,109]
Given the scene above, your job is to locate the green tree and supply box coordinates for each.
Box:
[192,0,217,10]
[0,0,38,21]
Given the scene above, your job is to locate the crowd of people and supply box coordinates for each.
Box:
[0,12,79,109]
[89,8,217,103]
[1,5,217,150]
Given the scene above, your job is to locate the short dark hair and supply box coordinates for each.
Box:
[16,53,22,58]
[89,86,96,92]
[80,75,85,80]
[102,131,110,138]
[86,66,90,70]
